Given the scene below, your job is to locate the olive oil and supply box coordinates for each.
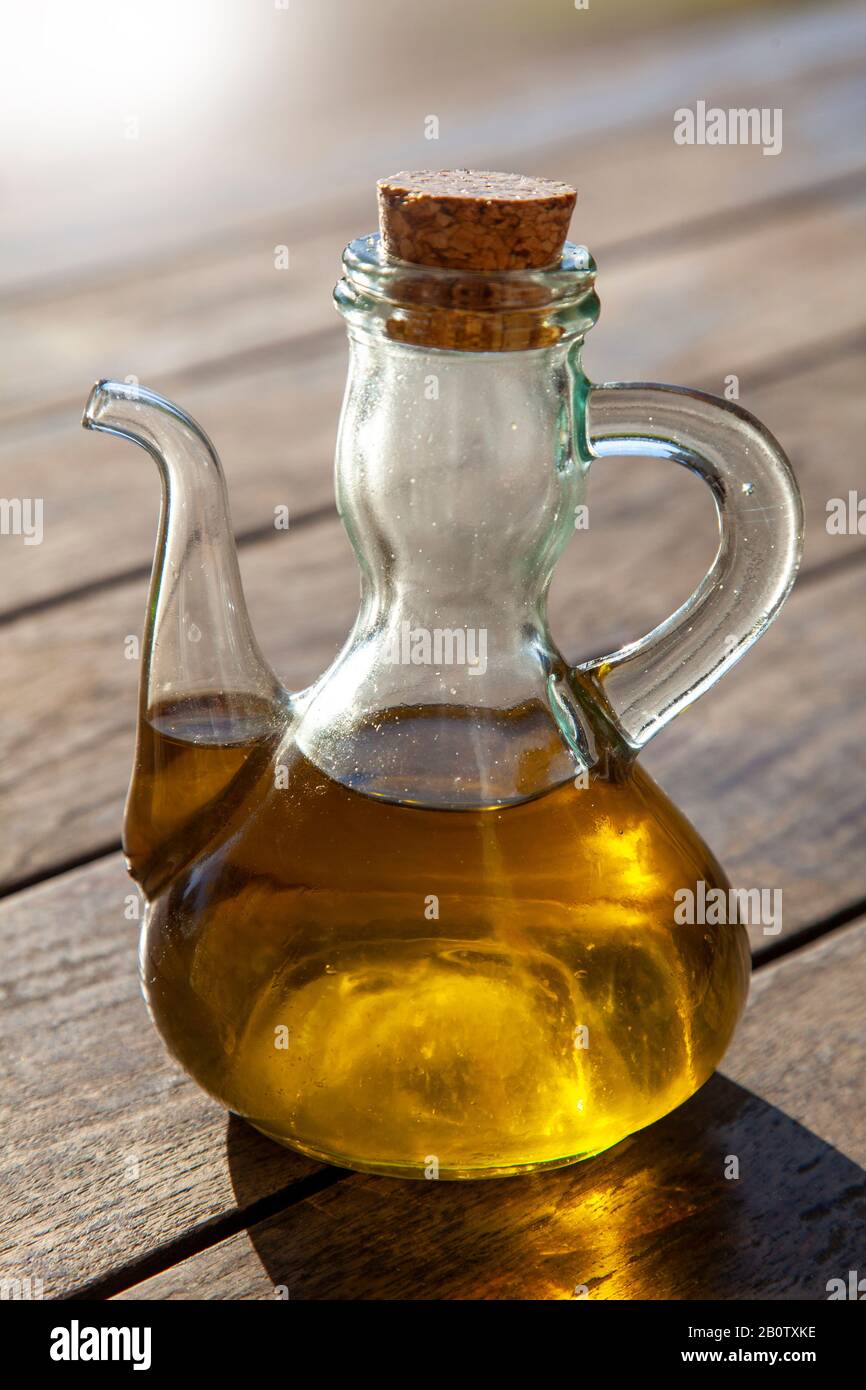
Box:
[129,695,750,1179]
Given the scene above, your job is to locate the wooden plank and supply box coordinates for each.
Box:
[743,349,866,573]
[0,855,321,1299]
[585,188,866,387]
[113,918,866,1299]
[2,197,865,616]
[0,348,345,615]
[643,570,866,958]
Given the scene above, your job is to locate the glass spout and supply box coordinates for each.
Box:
[83,380,287,889]
[82,378,284,713]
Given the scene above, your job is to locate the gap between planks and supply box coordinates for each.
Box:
[65,1167,349,1303]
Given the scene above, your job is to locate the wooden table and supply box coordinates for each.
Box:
[2,0,864,1300]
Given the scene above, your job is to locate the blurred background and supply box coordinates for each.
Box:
[1,0,825,286]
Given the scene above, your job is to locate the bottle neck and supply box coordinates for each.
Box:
[293,327,603,807]
[340,331,584,667]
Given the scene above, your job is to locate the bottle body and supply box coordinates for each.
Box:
[97,230,804,1180]
[133,697,750,1178]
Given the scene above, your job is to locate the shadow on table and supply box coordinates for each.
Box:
[226,1074,866,1299]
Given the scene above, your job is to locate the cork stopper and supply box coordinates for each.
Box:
[377,170,576,272]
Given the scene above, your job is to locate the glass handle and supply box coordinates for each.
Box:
[579,382,804,749]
